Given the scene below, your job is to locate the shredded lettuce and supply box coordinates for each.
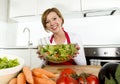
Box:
[0,57,20,69]
[39,44,77,63]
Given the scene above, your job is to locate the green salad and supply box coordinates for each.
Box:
[0,57,20,69]
[39,44,77,63]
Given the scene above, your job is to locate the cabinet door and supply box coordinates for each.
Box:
[9,0,38,18]
[81,0,120,10]
[38,0,81,14]
[30,49,44,69]
[0,49,31,67]
[0,0,7,21]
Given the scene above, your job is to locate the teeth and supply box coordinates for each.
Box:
[52,27,57,29]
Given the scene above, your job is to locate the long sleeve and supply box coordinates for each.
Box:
[68,32,87,65]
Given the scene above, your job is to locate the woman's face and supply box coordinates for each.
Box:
[45,12,62,33]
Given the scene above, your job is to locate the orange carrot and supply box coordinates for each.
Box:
[34,76,56,84]
[23,66,34,84]
[32,72,49,79]
[32,68,56,78]
[8,78,17,84]
[17,72,26,84]
[32,69,49,78]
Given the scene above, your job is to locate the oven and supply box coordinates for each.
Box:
[84,46,120,66]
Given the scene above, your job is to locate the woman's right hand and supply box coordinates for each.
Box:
[36,50,45,60]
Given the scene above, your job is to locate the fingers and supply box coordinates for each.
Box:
[72,44,80,58]
[36,50,44,59]
[75,44,80,50]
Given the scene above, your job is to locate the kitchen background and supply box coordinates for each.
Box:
[1,0,120,68]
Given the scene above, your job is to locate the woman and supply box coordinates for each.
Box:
[37,7,87,65]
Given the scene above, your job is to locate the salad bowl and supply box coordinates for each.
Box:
[0,54,24,84]
[38,44,77,63]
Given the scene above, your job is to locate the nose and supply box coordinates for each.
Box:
[50,20,55,26]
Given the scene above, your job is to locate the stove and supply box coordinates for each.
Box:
[84,46,120,66]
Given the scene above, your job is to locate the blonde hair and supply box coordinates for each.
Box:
[41,7,64,31]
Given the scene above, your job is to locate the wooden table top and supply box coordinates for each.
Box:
[43,65,101,77]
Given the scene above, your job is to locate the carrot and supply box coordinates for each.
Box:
[32,69,49,78]
[23,66,34,84]
[17,72,26,84]
[34,76,56,84]
[33,72,49,79]
[8,78,17,84]
[32,68,56,78]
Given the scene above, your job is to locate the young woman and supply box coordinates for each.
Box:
[37,7,87,66]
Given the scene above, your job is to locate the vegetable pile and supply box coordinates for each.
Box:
[56,68,99,84]
[9,66,56,84]
[39,44,77,63]
[0,57,19,69]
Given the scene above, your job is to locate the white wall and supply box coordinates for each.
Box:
[0,21,7,46]
[16,21,52,46]
[16,15,120,46]
[0,0,18,47]
[64,15,120,45]
[0,22,18,47]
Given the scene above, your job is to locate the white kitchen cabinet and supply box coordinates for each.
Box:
[0,0,8,21]
[38,0,81,14]
[9,0,38,18]
[8,0,82,22]
[81,0,120,10]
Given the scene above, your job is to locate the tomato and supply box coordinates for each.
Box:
[77,74,99,84]
[86,75,99,84]
[56,74,78,84]
[76,76,85,84]
[60,68,76,76]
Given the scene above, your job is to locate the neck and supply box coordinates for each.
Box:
[53,29,66,44]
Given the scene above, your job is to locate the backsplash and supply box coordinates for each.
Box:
[1,15,120,47]
[16,15,120,46]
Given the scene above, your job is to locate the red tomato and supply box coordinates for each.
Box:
[76,77,85,84]
[56,74,78,84]
[77,74,99,84]
[60,68,76,76]
[86,75,99,84]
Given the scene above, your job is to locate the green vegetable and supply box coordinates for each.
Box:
[39,44,77,63]
[0,56,20,69]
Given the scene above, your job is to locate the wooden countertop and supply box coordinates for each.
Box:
[43,65,101,77]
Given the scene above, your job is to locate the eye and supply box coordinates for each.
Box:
[53,17,56,21]
[46,21,49,24]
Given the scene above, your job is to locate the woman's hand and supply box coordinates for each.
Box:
[73,44,80,57]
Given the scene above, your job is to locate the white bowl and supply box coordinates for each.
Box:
[0,54,24,84]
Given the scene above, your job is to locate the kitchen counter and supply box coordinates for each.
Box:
[84,44,120,48]
[1,44,120,49]
[43,65,101,77]
[0,46,37,49]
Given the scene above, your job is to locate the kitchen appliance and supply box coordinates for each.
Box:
[84,45,120,66]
